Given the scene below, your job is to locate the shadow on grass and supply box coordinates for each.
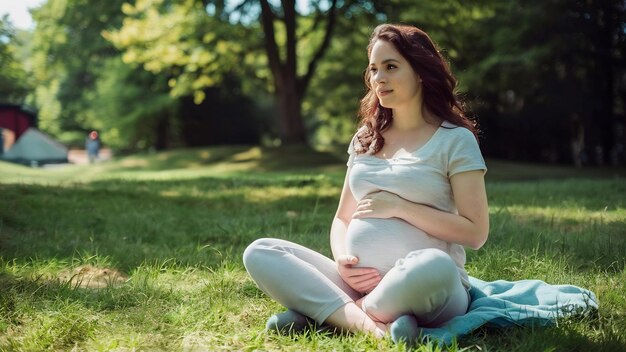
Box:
[108,145,345,173]
[461,316,626,352]
[0,268,166,313]
[484,159,626,182]
[477,208,626,273]
[0,176,339,271]
[0,265,200,350]
[487,178,625,210]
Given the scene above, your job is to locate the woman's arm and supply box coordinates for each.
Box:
[330,171,357,259]
[352,170,489,249]
[331,169,381,293]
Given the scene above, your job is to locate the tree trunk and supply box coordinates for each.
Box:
[276,74,306,144]
[588,1,616,165]
[154,115,169,150]
[259,0,337,145]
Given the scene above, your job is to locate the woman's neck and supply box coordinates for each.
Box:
[389,88,438,131]
[391,104,429,131]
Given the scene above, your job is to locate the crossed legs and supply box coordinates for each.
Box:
[243,238,467,338]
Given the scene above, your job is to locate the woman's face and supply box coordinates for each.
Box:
[368,40,422,110]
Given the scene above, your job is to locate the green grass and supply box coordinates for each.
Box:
[1,145,625,351]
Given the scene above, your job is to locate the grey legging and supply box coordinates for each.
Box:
[243,238,469,326]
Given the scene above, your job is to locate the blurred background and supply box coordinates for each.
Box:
[1,0,624,166]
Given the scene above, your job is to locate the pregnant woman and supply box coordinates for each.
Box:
[243,23,489,342]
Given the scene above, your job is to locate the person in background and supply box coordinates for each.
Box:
[85,130,101,164]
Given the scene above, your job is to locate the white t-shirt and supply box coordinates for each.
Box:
[345,121,487,289]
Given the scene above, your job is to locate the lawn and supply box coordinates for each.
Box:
[1,146,625,351]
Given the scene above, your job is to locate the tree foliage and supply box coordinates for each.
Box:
[0,16,30,104]
[105,0,247,105]
[374,0,626,164]
[459,0,626,164]
[7,0,624,164]
[90,57,177,150]
[106,0,386,144]
[30,0,131,141]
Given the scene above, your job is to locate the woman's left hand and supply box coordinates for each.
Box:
[352,191,404,219]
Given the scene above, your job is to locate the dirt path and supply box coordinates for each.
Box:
[67,148,113,165]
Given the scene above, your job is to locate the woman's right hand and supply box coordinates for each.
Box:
[335,255,381,294]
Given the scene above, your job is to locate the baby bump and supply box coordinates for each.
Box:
[346,218,447,275]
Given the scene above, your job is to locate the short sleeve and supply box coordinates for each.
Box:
[447,128,487,177]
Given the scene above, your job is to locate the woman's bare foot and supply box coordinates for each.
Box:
[325,302,387,338]
[375,320,389,335]
[355,295,389,336]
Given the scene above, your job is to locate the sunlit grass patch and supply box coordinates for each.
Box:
[57,265,129,289]
[2,302,98,351]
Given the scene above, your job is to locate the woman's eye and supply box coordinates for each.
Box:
[369,67,378,73]
[387,64,396,70]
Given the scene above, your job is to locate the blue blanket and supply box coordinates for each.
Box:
[420,277,599,344]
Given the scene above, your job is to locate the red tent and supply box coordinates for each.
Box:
[0,104,37,139]
[0,105,68,165]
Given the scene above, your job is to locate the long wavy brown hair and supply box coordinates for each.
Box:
[356,24,478,154]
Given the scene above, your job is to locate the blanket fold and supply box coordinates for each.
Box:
[420,276,599,344]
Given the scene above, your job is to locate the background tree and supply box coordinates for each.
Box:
[0,16,30,104]
[29,0,259,150]
[106,0,390,145]
[473,0,625,165]
[89,57,179,150]
[9,0,624,164]
[303,4,381,146]
[372,0,625,165]
[30,0,133,143]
